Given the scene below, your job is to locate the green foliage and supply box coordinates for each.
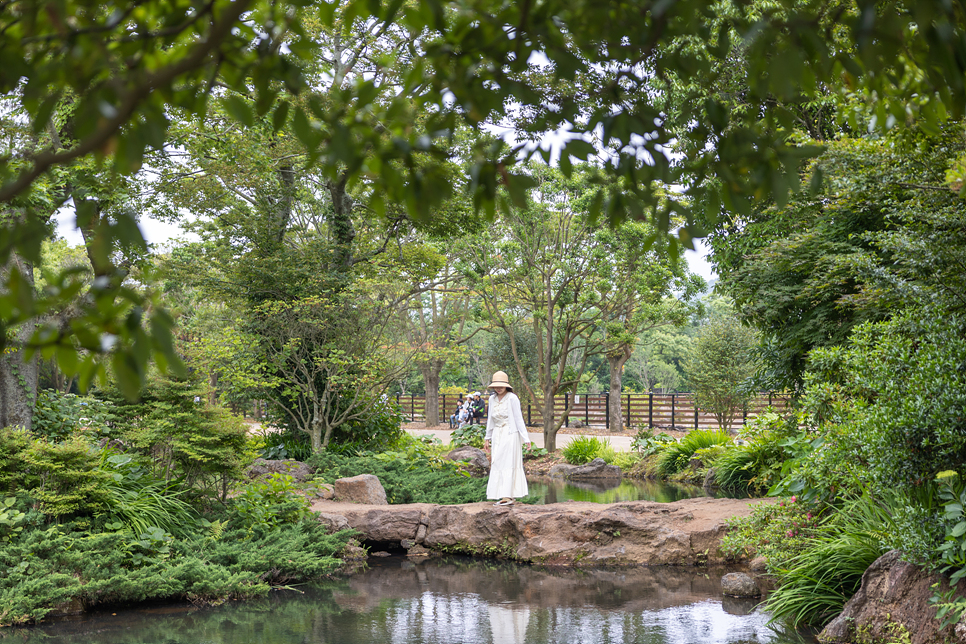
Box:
[522,443,548,460]
[450,424,485,449]
[656,429,731,477]
[714,413,804,495]
[260,431,314,462]
[936,472,966,588]
[721,497,825,567]
[0,518,352,627]
[596,444,618,464]
[630,427,676,456]
[764,496,895,628]
[710,129,966,391]
[18,438,111,518]
[609,451,642,471]
[232,474,311,530]
[714,442,783,494]
[99,453,197,537]
[309,452,488,505]
[95,371,250,492]
[562,436,609,465]
[0,498,26,543]
[31,391,114,443]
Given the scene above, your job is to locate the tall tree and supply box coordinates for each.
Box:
[594,221,704,431]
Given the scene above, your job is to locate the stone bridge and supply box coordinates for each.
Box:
[311,496,767,566]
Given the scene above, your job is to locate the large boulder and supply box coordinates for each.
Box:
[334,474,388,505]
[820,550,966,644]
[445,446,489,477]
[549,458,621,480]
[246,458,315,482]
[720,572,760,597]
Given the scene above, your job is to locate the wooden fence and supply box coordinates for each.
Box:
[395,392,792,431]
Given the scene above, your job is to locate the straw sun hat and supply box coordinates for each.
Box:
[487,371,513,391]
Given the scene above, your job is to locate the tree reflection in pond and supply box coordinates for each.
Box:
[526,477,744,504]
[19,556,813,644]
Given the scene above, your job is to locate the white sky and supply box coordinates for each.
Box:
[55,210,716,282]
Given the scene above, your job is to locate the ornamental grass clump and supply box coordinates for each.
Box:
[656,429,731,477]
[764,495,894,627]
[714,436,786,494]
[562,436,609,465]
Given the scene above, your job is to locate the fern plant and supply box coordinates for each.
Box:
[656,429,731,477]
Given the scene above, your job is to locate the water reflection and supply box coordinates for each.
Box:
[527,476,741,504]
[19,556,814,644]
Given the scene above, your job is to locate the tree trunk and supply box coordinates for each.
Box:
[311,405,324,452]
[208,371,218,407]
[542,395,557,452]
[0,254,39,431]
[608,349,632,432]
[329,177,356,276]
[420,363,442,427]
[0,324,39,431]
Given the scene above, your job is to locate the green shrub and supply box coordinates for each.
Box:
[597,444,618,464]
[630,427,676,456]
[260,431,314,461]
[232,473,311,530]
[656,429,731,477]
[94,372,250,493]
[450,424,485,449]
[309,452,488,505]
[20,438,112,518]
[0,498,26,543]
[0,518,353,626]
[31,391,115,443]
[932,471,966,628]
[562,436,608,464]
[609,451,641,470]
[721,497,824,565]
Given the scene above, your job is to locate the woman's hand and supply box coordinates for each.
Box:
[484,439,490,454]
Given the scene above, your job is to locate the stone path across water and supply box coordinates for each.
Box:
[313,496,769,566]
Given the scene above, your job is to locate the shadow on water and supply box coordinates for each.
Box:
[526,477,748,505]
[16,556,817,644]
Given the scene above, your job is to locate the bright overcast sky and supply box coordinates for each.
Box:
[55,209,716,283]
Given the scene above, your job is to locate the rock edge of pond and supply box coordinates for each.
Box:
[312,496,770,566]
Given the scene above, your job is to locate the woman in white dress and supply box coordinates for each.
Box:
[483,371,531,506]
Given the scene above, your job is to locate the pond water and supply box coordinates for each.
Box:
[526,477,743,505]
[20,556,816,644]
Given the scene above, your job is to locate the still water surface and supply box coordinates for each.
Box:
[21,556,815,644]
[526,477,741,505]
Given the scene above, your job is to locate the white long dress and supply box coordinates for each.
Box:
[485,392,529,500]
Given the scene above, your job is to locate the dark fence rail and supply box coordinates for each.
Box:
[396,392,793,431]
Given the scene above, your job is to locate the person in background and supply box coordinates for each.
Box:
[456,400,472,429]
[482,371,531,506]
[471,392,486,425]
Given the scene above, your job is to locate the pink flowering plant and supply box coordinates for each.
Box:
[720,495,827,572]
